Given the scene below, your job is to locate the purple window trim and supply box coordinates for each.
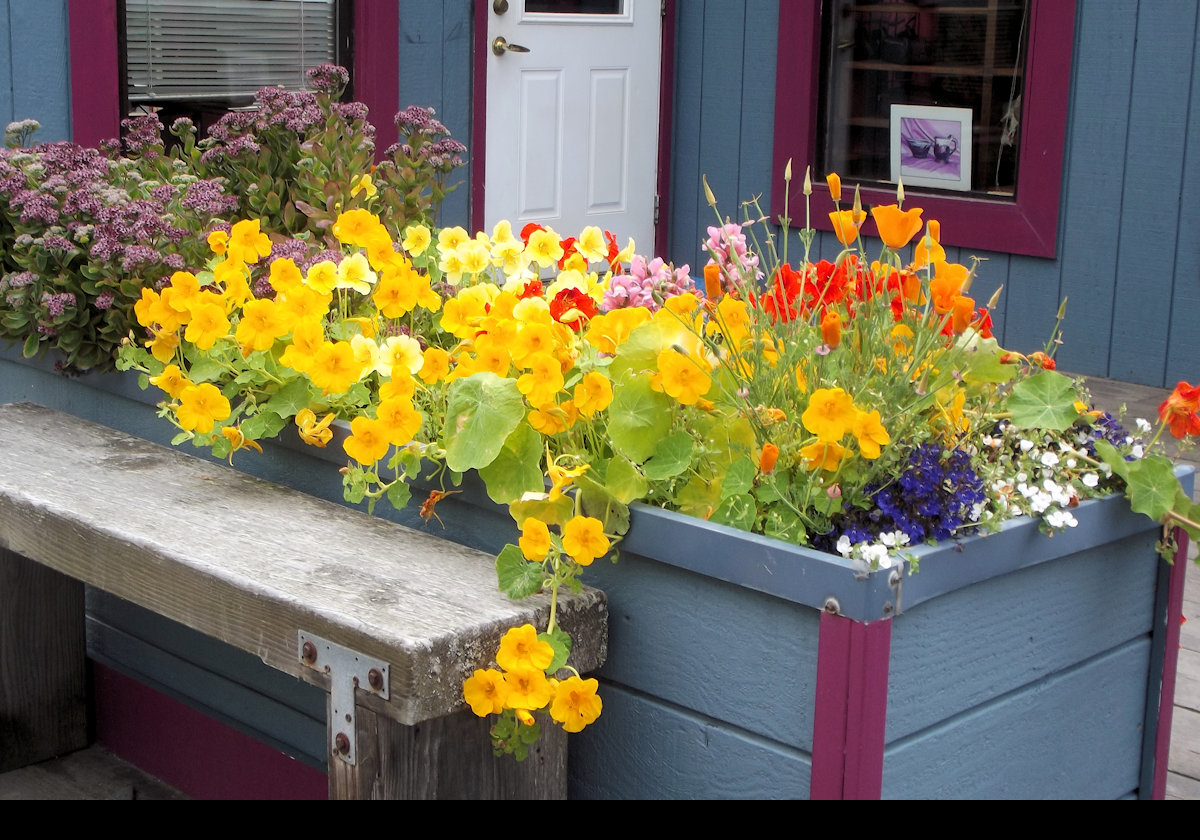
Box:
[68,1,397,155]
[771,0,1076,260]
[1152,528,1189,799]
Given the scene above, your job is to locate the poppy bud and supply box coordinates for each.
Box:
[759,442,780,475]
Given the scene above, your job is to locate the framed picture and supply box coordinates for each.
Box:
[890,105,973,192]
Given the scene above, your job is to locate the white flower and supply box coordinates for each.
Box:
[1082,472,1099,487]
[1136,418,1152,433]
[836,535,853,557]
[1040,451,1060,468]
[1019,439,1035,453]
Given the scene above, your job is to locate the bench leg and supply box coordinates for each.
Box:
[327,704,567,799]
[0,548,88,772]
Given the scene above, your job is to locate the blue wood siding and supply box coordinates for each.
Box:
[397,0,473,229]
[666,0,1200,388]
[1,0,71,141]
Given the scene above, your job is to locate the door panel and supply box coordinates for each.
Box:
[485,0,660,250]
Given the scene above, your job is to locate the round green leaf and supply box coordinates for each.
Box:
[442,373,525,472]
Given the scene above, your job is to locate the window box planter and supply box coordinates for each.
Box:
[1,346,1189,799]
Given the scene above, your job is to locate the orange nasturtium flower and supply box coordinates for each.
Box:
[1159,381,1200,439]
[342,415,390,465]
[550,675,603,733]
[561,515,610,566]
[497,624,555,672]
[463,668,510,717]
[221,425,263,464]
[871,204,924,250]
[504,665,554,711]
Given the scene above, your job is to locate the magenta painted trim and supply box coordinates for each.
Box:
[811,611,891,799]
[68,0,121,146]
[471,0,489,233]
[771,1,1076,259]
[354,2,400,160]
[653,0,676,257]
[93,663,328,800]
[1152,528,1190,799]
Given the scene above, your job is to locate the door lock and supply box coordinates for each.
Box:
[493,0,509,13]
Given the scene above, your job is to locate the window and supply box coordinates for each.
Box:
[67,0,397,153]
[123,0,350,135]
[772,0,1075,258]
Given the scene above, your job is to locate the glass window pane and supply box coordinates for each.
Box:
[524,0,623,14]
[818,0,1028,197]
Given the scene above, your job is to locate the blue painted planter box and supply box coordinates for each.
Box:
[1,347,1189,799]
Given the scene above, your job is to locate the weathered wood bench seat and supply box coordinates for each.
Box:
[0,402,607,798]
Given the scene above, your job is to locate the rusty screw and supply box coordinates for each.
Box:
[368,668,384,691]
[334,732,350,755]
[301,640,317,665]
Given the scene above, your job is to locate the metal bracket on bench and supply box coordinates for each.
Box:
[298,631,389,766]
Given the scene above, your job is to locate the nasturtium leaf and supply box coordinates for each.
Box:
[261,378,316,420]
[479,422,544,504]
[540,627,572,674]
[386,480,412,512]
[496,544,545,599]
[442,373,525,472]
[240,410,286,440]
[575,473,631,537]
[1123,454,1179,522]
[1007,371,1080,431]
[959,336,1018,385]
[641,429,695,480]
[710,493,756,532]
[720,456,757,499]
[508,493,574,529]
[607,370,674,464]
[675,471,723,519]
[604,455,649,504]
[186,355,225,384]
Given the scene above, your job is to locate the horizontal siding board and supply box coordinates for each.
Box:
[1108,0,1197,384]
[1165,9,1200,386]
[882,639,1151,799]
[568,683,813,799]
[9,0,69,142]
[581,545,822,751]
[886,530,1159,742]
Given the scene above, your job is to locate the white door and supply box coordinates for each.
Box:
[484,0,661,253]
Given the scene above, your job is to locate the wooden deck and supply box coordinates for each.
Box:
[1,375,1196,800]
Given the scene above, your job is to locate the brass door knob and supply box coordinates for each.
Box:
[492,36,531,56]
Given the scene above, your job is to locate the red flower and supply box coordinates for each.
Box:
[549,287,598,331]
[558,236,578,269]
[760,264,804,323]
[1159,380,1200,439]
[517,278,544,300]
[520,222,545,245]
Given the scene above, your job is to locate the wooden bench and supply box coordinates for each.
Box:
[0,402,607,799]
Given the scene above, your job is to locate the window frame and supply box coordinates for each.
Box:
[67,0,398,155]
[771,0,1076,259]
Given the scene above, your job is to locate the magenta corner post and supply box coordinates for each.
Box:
[810,612,892,799]
[67,0,122,147]
[1152,528,1190,799]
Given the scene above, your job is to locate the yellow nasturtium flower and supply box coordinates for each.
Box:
[176,383,231,434]
[656,349,712,406]
[295,409,334,448]
[851,409,890,460]
[800,440,847,472]
[519,518,553,561]
[342,415,390,465]
[226,219,272,264]
[149,363,191,399]
[504,665,553,711]
[561,516,609,566]
[463,668,510,717]
[801,387,857,442]
[497,624,554,671]
[550,675,603,733]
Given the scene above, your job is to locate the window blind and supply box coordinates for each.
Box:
[125,0,337,103]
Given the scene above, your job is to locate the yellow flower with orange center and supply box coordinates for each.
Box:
[463,668,509,717]
[519,518,552,561]
[497,624,555,671]
[235,298,288,354]
[550,675,603,733]
[226,219,272,264]
[517,352,566,408]
[149,364,191,399]
[342,415,390,465]
[309,340,363,394]
[418,347,451,384]
[800,440,847,472]
[561,515,609,566]
[573,371,613,418]
[295,409,335,448]
[801,387,857,442]
[331,208,384,248]
[176,383,231,434]
[402,224,432,257]
[503,665,553,711]
[376,396,422,446]
[183,301,230,351]
[657,349,712,406]
[851,409,890,460]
